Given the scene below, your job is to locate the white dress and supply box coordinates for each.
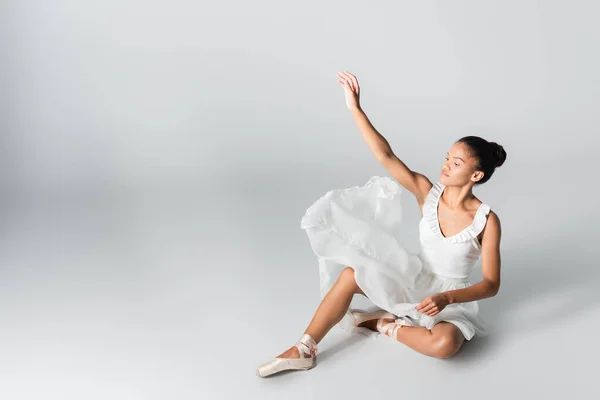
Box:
[300,176,492,340]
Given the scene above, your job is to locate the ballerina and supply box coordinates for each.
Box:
[257,71,506,377]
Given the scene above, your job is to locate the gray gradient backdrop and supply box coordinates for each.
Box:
[2,1,599,399]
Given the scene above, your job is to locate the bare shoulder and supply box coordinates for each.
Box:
[486,210,501,230]
[480,210,502,246]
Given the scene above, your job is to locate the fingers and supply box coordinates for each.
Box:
[336,72,352,91]
[416,297,431,312]
[337,76,349,88]
[416,298,441,316]
[420,304,438,315]
[336,75,348,88]
[339,71,359,93]
[336,71,359,93]
[344,72,357,92]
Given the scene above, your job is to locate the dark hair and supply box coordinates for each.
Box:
[456,136,506,185]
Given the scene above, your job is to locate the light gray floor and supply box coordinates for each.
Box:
[4,1,600,398]
[1,167,598,400]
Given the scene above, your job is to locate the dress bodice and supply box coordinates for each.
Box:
[418,182,491,279]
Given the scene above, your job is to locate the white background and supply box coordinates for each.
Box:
[1,1,598,399]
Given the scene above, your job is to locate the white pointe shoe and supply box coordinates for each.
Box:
[350,309,396,327]
[256,334,318,378]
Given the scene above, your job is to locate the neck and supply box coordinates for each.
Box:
[441,184,475,210]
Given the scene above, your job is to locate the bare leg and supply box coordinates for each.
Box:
[276,266,365,358]
[366,318,465,359]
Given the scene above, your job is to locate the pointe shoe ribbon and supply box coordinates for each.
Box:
[377,316,414,339]
[377,318,401,339]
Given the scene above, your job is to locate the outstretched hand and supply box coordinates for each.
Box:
[336,71,361,110]
[416,293,450,316]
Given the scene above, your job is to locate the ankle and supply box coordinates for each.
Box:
[376,318,401,338]
[358,318,380,331]
[297,333,318,357]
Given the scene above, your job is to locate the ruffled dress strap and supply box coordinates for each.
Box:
[422,182,491,244]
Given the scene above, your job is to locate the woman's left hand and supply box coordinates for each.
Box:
[416,293,450,316]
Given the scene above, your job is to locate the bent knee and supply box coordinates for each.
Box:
[431,333,464,359]
[340,266,355,280]
[338,266,364,294]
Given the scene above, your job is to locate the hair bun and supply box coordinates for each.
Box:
[489,142,506,168]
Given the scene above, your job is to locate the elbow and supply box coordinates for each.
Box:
[489,282,500,297]
[484,279,500,297]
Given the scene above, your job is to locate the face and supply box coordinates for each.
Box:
[440,142,483,185]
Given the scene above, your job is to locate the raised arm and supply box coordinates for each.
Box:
[349,107,432,202]
[337,71,432,205]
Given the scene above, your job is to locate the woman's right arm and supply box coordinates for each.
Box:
[349,107,432,206]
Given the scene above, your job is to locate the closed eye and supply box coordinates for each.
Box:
[445,157,460,167]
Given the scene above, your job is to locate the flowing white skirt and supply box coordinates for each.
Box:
[300,176,490,340]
